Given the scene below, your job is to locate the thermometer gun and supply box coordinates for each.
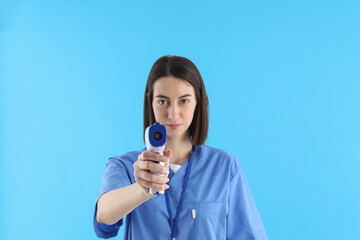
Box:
[144,122,167,195]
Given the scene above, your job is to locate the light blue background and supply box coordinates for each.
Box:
[1,1,359,239]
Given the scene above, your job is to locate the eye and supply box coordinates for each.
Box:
[158,100,168,105]
[181,99,189,104]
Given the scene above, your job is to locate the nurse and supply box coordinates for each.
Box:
[93,55,268,239]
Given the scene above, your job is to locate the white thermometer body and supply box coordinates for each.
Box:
[144,122,167,195]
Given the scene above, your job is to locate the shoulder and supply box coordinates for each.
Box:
[199,145,239,163]
[106,147,145,167]
[198,145,242,178]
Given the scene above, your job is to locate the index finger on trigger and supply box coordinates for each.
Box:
[142,151,157,160]
[156,154,169,163]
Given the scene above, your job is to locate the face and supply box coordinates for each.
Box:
[152,76,197,139]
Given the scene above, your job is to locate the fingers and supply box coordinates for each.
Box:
[141,151,169,162]
[136,178,169,191]
[137,160,169,175]
[136,169,169,184]
[136,151,170,174]
[134,150,172,191]
[164,149,172,160]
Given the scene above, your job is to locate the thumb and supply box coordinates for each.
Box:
[164,149,172,160]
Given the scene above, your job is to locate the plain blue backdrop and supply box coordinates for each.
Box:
[1,1,359,239]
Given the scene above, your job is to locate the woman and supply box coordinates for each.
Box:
[93,55,268,239]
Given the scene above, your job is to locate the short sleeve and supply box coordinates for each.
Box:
[226,160,268,240]
[93,157,132,239]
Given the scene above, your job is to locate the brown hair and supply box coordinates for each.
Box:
[143,55,209,146]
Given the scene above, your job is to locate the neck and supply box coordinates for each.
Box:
[166,132,193,165]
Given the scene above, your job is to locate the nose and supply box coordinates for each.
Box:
[168,104,180,121]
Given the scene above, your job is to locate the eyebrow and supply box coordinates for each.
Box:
[154,94,192,99]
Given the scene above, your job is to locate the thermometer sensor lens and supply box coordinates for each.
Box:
[154,132,162,141]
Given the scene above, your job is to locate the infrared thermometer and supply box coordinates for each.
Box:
[144,122,167,195]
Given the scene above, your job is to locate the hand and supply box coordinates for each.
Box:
[133,149,172,195]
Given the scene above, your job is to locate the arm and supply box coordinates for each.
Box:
[96,150,171,225]
[97,182,154,225]
[227,160,268,240]
[93,150,170,238]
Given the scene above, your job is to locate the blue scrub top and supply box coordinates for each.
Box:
[93,145,268,239]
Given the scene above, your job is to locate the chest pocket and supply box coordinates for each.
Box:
[194,202,226,240]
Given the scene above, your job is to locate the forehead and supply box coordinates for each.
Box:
[153,76,195,96]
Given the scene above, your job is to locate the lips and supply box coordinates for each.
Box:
[166,124,182,129]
